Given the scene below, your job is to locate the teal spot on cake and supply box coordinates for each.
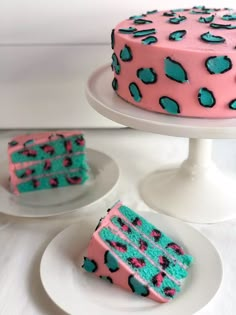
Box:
[141,36,158,45]
[134,18,152,25]
[159,97,180,114]
[200,32,225,44]
[112,77,118,91]
[165,57,188,83]
[169,30,186,41]
[198,88,216,107]
[205,56,232,74]
[119,27,137,34]
[172,8,186,12]
[137,68,157,84]
[105,251,119,272]
[24,139,34,146]
[129,14,146,20]
[111,29,115,49]
[163,12,176,17]
[229,100,236,110]
[191,8,212,14]
[8,140,18,147]
[133,28,156,38]
[222,14,236,21]
[129,83,142,102]
[210,22,236,29]
[146,9,158,15]
[82,257,97,273]
[199,15,215,23]
[128,275,149,297]
[120,45,133,62]
[99,276,113,284]
[169,16,187,24]
[111,53,120,75]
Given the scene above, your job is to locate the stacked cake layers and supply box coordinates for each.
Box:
[82,202,193,303]
[8,131,89,194]
[111,7,236,118]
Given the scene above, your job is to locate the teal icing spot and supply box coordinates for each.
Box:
[191,9,212,14]
[146,10,158,15]
[118,27,137,34]
[128,275,149,297]
[137,68,157,84]
[141,36,158,45]
[205,56,232,74]
[133,28,156,38]
[169,30,186,41]
[159,97,180,114]
[129,83,142,102]
[105,251,119,272]
[112,77,118,91]
[198,88,216,107]
[24,139,34,146]
[111,29,115,49]
[129,14,146,20]
[111,53,120,75]
[200,32,225,43]
[169,16,187,24]
[210,22,236,29]
[199,15,215,23]
[229,100,236,110]
[163,12,176,17]
[172,8,186,12]
[120,45,132,62]
[8,140,18,146]
[165,57,188,83]
[193,5,205,9]
[82,257,97,273]
[222,14,236,21]
[134,18,152,25]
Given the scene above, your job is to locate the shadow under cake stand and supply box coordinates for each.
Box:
[86,64,236,224]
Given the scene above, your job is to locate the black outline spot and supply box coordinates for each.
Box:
[133,28,156,38]
[50,177,59,188]
[118,27,137,34]
[82,257,98,273]
[210,22,236,29]
[205,56,232,74]
[137,68,157,84]
[198,15,214,23]
[164,287,176,298]
[163,12,176,17]
[165,57,188,83]
[63,157,73,167]
[229,99,236,110]
[127,257,146,268]
[128,275,149,297]
[112,77,118,91]
[133,18,152,25]
[32,179,40,189]
[111,53,121,75]
[111,29,115,49]
[169,30,187,41]
[141,36,158,45]
[146,10,158,15]
[129,82,142,102]
[120,45,133,62]
[8,140,18,147]
[104,250,119,272]
[159,96,181,114]
[200,32,225,43]
[222,14,236,21]
[169,15,187,24]
[159,256,170,270]
[198,87,216,108]
[129,14,146,20]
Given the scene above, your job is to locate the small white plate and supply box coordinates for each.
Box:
[40,212,223,315]
[0,149,119,217]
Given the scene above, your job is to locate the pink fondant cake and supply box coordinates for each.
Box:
[8,131,89,194]
[111,7,236,118]
[82,202,193,303]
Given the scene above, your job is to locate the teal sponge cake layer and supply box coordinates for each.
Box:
[8,131,89,194]
[83,202,193,303]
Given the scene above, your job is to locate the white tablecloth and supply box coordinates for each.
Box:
[0,129,235,315]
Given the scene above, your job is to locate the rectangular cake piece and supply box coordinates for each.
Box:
[8,131,89,194]
[82,202,193,303]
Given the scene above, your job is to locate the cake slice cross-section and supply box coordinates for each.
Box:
[8,131,89,194]
[82,202,193,303]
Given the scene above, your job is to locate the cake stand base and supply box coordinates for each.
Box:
[140,139,236,223]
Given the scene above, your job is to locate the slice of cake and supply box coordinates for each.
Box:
[82,202,193,303]
[8,131,89,194]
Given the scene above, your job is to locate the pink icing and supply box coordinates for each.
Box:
[113,8,236,118]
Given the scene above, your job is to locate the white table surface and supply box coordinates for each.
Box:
[0,128,235,315]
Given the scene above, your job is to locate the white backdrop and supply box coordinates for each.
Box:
[2,0,236,44]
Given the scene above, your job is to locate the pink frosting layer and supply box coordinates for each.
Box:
[113,8,236,118]
[86,202,169,303]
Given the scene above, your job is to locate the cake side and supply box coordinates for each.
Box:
[112,7,236,118]
[82,202,193,303]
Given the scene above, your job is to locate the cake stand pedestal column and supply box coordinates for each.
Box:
[86,65,236,223]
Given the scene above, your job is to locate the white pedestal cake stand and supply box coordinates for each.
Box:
[86,65,236,223]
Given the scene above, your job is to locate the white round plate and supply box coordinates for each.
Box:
[87,65,236,139]
[40,212,223,315]
[0,148,119,217]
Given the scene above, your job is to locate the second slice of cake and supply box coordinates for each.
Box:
[82,202,193,303]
